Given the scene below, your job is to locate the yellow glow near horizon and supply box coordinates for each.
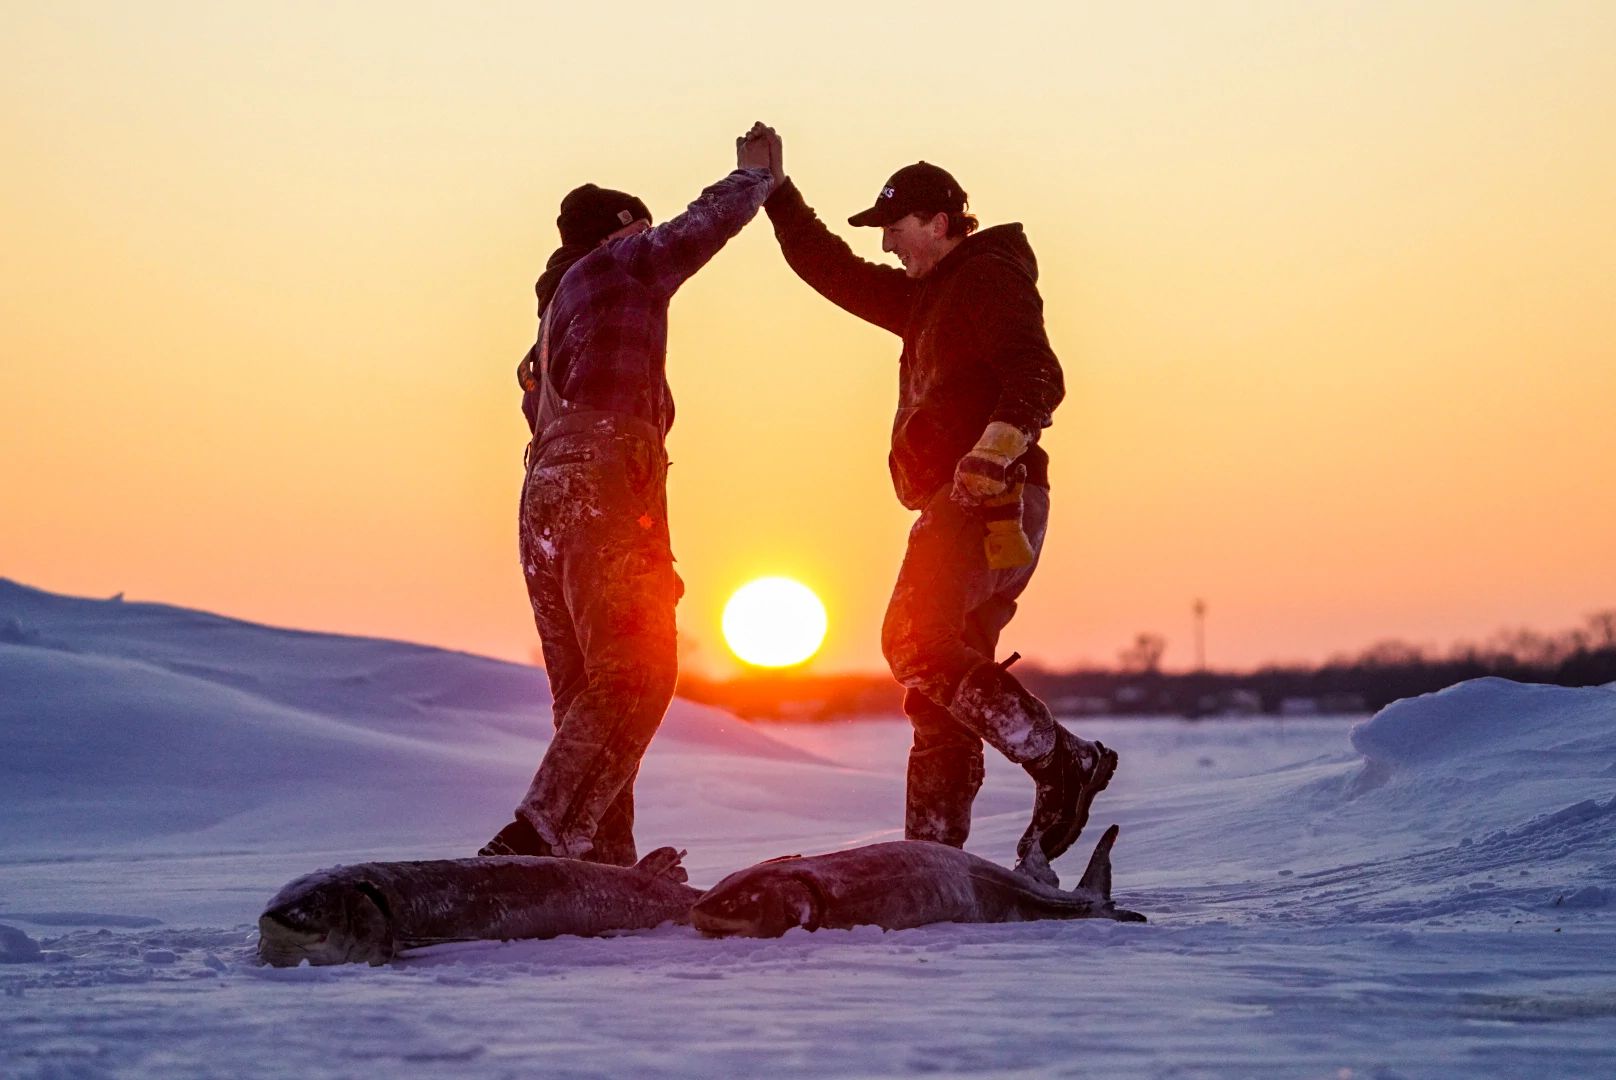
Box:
[722,578,829,668]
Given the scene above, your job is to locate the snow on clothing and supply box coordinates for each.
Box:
[523,167,776,440]
[517,419,679,866]
[762,179,1064,510]
[512,167,774,863]
[896,484,1051,847]
[763,179,1074,849]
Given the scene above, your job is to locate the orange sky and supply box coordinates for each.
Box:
[4,2,1614,676]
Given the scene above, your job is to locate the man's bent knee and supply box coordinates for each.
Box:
[884,632,975,710]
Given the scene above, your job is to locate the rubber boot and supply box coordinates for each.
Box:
[1015,725,1118,866]
[904,741,985,848]
[948,660,1060,764]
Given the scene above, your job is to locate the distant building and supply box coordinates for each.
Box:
[1279,694,1368,716]
[1320,693,1369,714]
[1190,689,1263,718]
[1052,694,1112,717]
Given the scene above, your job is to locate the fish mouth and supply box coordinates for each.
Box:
[255,879,395,966]
[689,907,755,938]
[689,887,784,938]
[256,913,362,967]
[690,873,826,938]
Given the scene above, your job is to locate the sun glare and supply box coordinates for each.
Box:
[722,577,828,668]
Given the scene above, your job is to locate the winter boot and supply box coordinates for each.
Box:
[904,741,986,848]
[948,659,1061,764]
[1015,725,1118,866]
[477,814,553,858]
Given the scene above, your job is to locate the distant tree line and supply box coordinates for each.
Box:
[677,610,1616,721]
[1019,610,1616,719]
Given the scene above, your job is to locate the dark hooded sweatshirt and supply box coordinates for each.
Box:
[764,179,1065,510]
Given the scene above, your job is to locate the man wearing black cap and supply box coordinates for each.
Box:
[748,127,1115,876]
[480,141,778,863]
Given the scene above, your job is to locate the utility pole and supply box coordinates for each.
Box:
[1193,598,1207,672]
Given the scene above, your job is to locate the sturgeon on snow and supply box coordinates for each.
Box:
[691,825,1146,937]
[257,846,701,966]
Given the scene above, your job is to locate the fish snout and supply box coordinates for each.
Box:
[255,882,395,966]
[689,884,759,937]
[256,912,338,967]
[256,910,394,967]
[690,874,820,938]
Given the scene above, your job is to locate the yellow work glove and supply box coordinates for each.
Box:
[950,421,1030,506]
[982,480,1035,569]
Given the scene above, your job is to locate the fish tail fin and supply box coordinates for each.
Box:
[1076,824,1120,898]
[633,846,690,884]
[1077,824,1147,923]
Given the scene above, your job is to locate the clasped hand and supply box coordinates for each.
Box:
[735,121,784,192]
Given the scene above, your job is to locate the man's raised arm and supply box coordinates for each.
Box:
[749,127,915,336]
[619,156,777,297]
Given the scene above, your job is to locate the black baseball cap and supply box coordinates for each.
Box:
[848,162,967,227]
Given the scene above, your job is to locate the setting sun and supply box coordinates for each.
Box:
[722,577,828,668]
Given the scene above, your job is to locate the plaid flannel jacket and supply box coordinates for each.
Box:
[533,167,775,438]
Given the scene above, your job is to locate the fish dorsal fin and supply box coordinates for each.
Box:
[633,846,689,884]
[1076,824,1121,899]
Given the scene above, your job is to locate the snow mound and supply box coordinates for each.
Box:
[1107,677,1616,929]
[1351,676,1616,773]
[0,579,835,859]
[0,923,43,963]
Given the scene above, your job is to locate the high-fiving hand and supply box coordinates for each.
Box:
[736,121,784,193]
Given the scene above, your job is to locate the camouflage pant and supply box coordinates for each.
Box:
[514,423,680,865]
[881,484,1052,847]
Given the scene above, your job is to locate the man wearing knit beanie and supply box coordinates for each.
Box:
[482,135,778,864]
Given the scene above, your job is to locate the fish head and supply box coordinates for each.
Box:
[256,878,395,967]
[691,861,822,938]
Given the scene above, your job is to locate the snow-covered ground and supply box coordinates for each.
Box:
[3,578,1614,1079]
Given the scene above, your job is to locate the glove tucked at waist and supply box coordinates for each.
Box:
[517,343,541,393]
[951,421,1031,506]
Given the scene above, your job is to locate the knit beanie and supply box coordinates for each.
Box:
[556,184,653,248]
